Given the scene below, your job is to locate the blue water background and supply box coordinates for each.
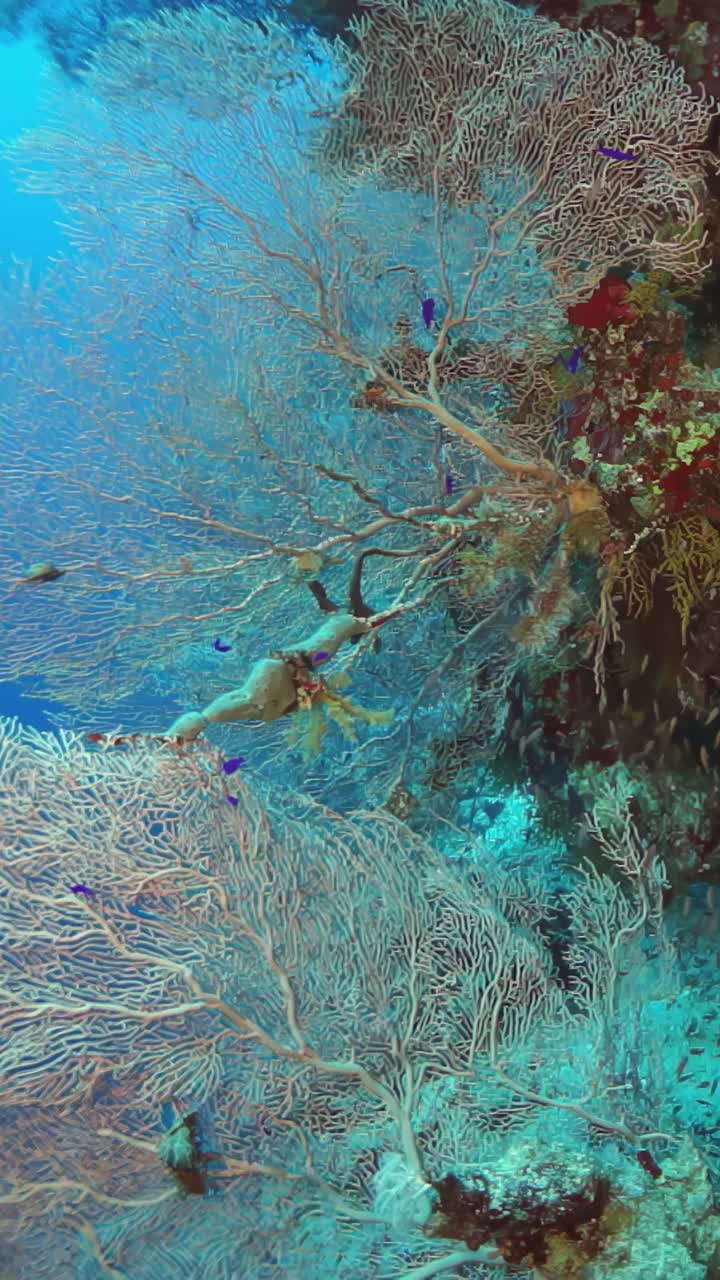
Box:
[0,35,68,727]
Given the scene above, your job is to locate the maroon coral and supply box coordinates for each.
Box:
[567,274,637,331]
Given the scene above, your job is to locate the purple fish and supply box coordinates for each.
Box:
[69,883,97,899]
[596,145,638,162]
[421,297,435,329]
[213,638,231,653]
[225,795,239,807]
[444,472,455,496]
[312,651,330,663]
[221,757,246,775]
[562,344,585,375]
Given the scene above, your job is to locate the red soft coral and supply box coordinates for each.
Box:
[567,273,637,331]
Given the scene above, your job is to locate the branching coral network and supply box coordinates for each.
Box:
[1,1,720,1275]
[0,719,676,1276]
[0,0,716,751]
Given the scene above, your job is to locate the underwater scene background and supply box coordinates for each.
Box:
[2,0,720,1276]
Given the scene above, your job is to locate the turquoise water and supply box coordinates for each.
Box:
[0,35,66,728]
[0,37,66,276]
[1,3,720,1277]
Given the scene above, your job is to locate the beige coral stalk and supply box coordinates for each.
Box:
[163,613,372,741]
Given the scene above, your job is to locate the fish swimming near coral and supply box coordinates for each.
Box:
[220,756,246,775]
[68,883,97,899]
[560,344,585,374]
[596,145,638,162]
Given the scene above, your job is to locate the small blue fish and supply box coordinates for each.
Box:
[213,638,231,653]
[221,757,246,775]
[69,882,97,899]
[312,651,330,663]
[596,145,638,162]
[421,297,435,329]
[562,344,585,375]
[226,795,239,807]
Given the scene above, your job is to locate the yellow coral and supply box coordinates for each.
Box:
[284,702,328,758]
[627,269,674,317]
[628,275,660,318]
[458,514,558,598]
[293,550,324,573]
[536,1230,590,1278]
[564,509,609,556]
[563,483,609,557]
[319,684,394,738]
[284,674,393,759]
[613,548,654,620]
[658,515,720,641]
